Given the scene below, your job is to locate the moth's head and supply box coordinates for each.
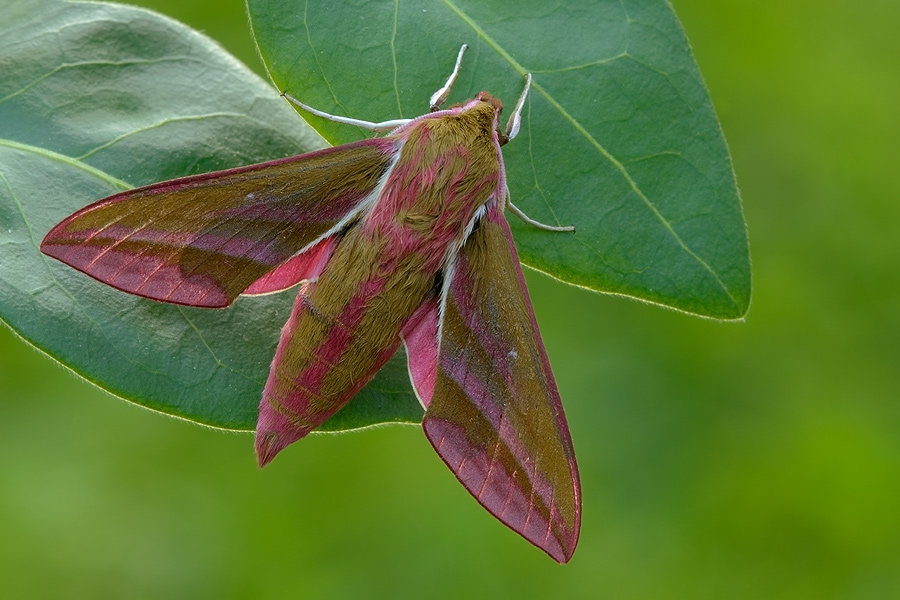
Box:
[445,92,503,114]
[439,93,507,146]
[474,91,504,114]
[465,92,508,145]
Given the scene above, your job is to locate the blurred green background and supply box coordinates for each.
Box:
[2,0,898,597]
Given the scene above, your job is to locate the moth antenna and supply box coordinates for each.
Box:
[504,73,532,141]
[281,91,411,132]
[430,44,468,111]
[507,198,574,232]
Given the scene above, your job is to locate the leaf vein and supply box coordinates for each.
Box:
[300,0,351,122]
[74,112,248,160]
[0,57,206,105]
[390,0,402,116]
[529,53,628,74]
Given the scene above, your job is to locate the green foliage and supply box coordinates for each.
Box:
[0,0,748,430]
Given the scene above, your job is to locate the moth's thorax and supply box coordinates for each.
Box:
[363,100,504,273]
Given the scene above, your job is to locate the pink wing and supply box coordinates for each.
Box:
[41,140,395,307]
[404,202,581,563]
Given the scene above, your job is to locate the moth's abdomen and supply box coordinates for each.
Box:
[255,225,436,464]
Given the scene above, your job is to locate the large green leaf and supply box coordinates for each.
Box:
[248,0,751,319]
[0,0,422,431]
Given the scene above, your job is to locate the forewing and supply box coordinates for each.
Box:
[41,139,394,307]
[423,203,581,563]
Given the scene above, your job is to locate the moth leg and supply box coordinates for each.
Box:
[504,73,532,142]
[429,44,468,111]
[507,196,575,232]
[282,92,412,132]
[497,73,573,233]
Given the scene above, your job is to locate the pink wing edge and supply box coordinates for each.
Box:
[400,202,582,563]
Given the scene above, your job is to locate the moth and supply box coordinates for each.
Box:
[41,45,582,562]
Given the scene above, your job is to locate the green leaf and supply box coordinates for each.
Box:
[248,0,751,319]
[0,0,423,431]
